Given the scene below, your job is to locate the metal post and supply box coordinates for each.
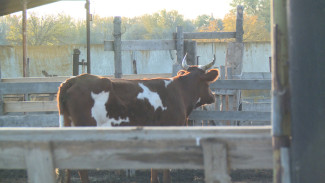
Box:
[73,49,81,76]
[0,62,3,115]
[22,0,27,77]
[85,0,91,73]
[172,26,184,76]
[288,0,325,182]
[271,0,291,182]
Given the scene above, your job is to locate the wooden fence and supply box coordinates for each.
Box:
[0,72,271,127]
[0,126,272,183]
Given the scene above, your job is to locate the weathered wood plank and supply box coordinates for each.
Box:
[0,113,59,127]
[0,82,61,94]
[104,40,176,51]
[0,126,272,170]
[241,72,271,80]
[242,102,271,112]
[176,32,236,40]
[189,111,271,121]
[211,79,271,90]
[4,101,57,113]
[1,74,172,83]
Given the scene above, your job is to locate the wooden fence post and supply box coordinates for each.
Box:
[201,139,231,183]
[235,5,244,43]
[225,5,244,124]
[114,16,122,78]
[271,0,291,182]
[184,40,197,65]
[225,42,244,125]
[25,142,56,183]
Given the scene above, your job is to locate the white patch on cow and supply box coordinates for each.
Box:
[59,115,64,127]
[137,83,167,111]
[101,117,130,127]
[163,79,173,88]
[91,91,130,127]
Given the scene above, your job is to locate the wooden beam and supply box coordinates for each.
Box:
[104,40,176,51]
[189,111,271,121]
[211,79,271,90]
[0,113,59,127]
[1,74,172,83]
[182,32,236,40]
[0,82,61,94]
[4,101,57,113]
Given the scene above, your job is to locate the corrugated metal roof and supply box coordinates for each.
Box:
[0,0,60,16]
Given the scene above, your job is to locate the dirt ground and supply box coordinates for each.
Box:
[0,169,272,183]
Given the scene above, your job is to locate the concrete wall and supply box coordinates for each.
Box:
[0,42,271,78]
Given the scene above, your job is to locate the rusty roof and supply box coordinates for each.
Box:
[0,0,60,16]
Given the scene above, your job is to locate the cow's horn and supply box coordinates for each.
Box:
[181,53,189,70]
[200,54,216,71]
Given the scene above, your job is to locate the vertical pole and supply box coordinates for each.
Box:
[0,62,3,115]
[271,0,291,182]
[172,26,184,76]
[235,5,244,43]
[86,0,91,73]
[113,16,122,78]
[73,49,81,76]
[288,0,325,182]
[22,0,27,77]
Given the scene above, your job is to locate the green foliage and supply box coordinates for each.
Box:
[230,0,270,31]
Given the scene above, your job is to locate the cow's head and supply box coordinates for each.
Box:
[178,54,219,109]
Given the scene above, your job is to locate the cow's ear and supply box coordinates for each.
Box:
[201,69,219,82]
[177,70,187,76]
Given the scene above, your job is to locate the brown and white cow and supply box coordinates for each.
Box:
[57,55,219,183]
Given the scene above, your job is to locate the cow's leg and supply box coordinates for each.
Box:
[163,169,171,183]
[78,170,90,183]
[151,169,159,183]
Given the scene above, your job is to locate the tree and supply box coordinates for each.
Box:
[194,14,212,29]
[6,13,78,45]
[230,0,270,31]
[139,9,194,39]
[222,12,270,41]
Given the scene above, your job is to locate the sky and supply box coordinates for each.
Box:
[24,0,233,20]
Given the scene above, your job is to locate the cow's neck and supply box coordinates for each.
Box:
[174,75,200,116]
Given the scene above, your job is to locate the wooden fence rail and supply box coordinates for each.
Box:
[0,126,272,183]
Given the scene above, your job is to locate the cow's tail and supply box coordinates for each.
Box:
[57,77,76,127]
